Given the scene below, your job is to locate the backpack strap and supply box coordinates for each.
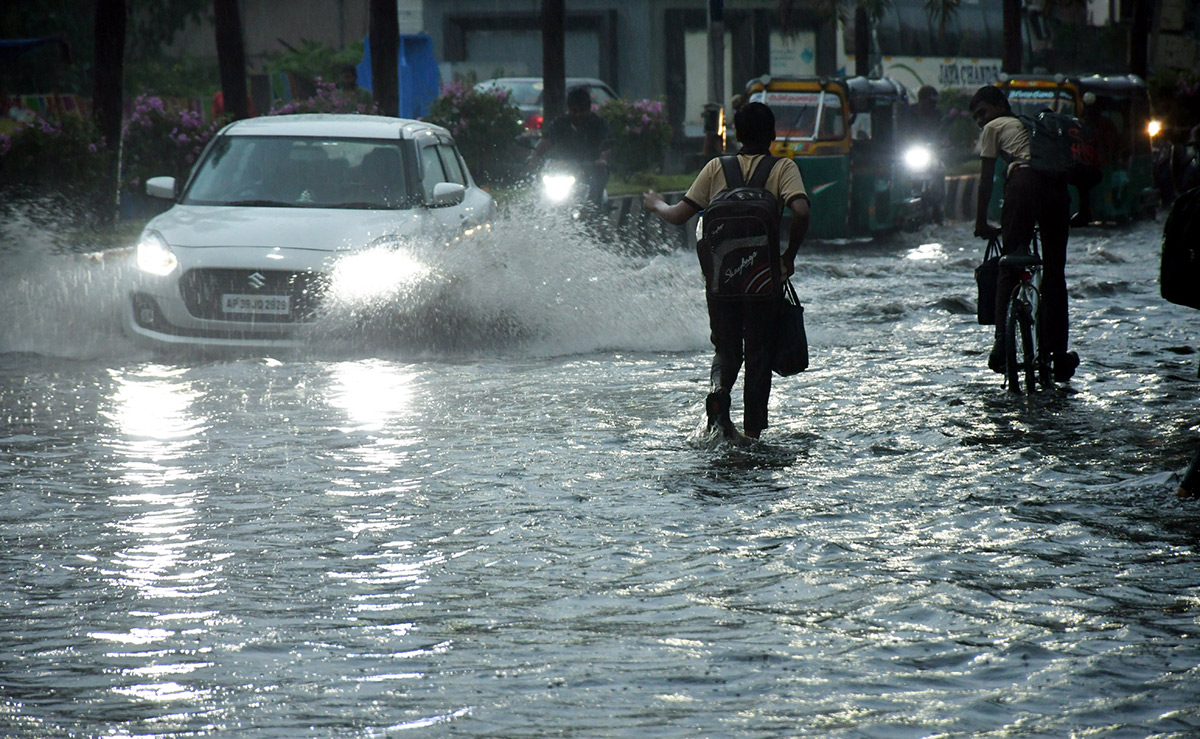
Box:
[718,155,744,190]
[746,155,780,189]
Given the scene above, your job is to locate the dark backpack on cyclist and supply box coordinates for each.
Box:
[1013,109,1101,187]
[701,155,782,301]
[1162,185,1200,310]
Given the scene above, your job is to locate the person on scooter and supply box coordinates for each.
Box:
[531,87,613,210]
[970,85,1079,383]
[906,85,949,223]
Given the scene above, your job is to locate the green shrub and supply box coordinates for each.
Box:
[938,89,984,166]
[1149,68,1200,137]
[268,79,376,115]
[423,81,524,186]
[263,40,365,102]
[126,56,221,100]
[598,98,672,179]
[0,112,107,194]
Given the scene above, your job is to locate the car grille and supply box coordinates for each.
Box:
[179,268,328,322]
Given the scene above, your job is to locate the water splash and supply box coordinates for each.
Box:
[0,205,707,361]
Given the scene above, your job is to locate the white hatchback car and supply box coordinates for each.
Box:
[126,114,494,350]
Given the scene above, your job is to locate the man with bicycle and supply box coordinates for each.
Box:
[970,85,1079,383]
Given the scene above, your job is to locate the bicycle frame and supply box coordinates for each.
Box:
[999,230,1052,394]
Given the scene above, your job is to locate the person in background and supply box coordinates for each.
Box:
[531,86,613,209]
[1177,448,1200,498]
[907,85,949,223]
[1178,124,1200,194]
[642,102,811,440]
[910,85,948,140]
[970,85,1079,384]
[337,64,374,109]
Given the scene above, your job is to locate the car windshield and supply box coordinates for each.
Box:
[184,136,414,209]
[758,90,846,141]
[1008,89,1078,117]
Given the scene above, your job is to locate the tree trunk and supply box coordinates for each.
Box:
[1130,0,1150,79]
[92,0,125,224]
[1002,0,1022,75]
[214,0,249,120]
[542,0,565,123]
[854,5,870,77]
[370,0,399,116]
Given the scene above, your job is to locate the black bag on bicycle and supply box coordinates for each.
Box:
[975,237,1001,325]
[772,279,808,376]
[1162,186,1200,310]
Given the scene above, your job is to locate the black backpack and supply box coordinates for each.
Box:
[1012,109,1101,187]
[701,155,782,301]
[1162,186,1200,310]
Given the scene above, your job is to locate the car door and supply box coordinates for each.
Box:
[418,136,492,231]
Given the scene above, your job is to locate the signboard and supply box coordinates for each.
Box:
[763,92,821,105]
[849,56,1003,92]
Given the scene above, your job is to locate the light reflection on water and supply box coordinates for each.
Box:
[0,217,1198,736]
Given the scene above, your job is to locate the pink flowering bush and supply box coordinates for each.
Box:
[598,98,672,179]
[121,94,221,190]
[0,112,107,195]
[423,81,523,185]
[269,78,376,116]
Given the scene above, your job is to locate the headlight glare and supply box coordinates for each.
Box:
[542,173,577,203]
[135,231,178,276]
[903,145,933,173]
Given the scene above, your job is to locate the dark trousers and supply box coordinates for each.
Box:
[995,167,1072,356]
[1182,444,1200,495]
[706,294,781,437]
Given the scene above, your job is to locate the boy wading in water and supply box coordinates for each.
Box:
[643,102,810,439]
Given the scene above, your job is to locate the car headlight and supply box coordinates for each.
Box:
[135,231,179,276]
[542,173,577,203]
[903,145,934,173]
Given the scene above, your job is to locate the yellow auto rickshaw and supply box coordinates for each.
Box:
[745,75,919,239]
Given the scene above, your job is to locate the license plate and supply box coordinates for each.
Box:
[221,293,290,315]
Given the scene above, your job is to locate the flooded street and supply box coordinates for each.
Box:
[2,210,1199,737]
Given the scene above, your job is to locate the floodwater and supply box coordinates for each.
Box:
[1,205,1199,738]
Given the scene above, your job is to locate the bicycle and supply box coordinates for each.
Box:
[995,229,1053,395]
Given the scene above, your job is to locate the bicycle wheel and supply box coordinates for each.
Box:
[1004,291,1037,394]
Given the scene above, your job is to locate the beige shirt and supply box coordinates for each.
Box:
[979,115,1032,176]
[682,154,808,212]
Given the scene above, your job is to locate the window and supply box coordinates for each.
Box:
[420,144,445,200]
[437,144,466,185]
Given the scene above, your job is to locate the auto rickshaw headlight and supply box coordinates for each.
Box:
[1148,119,1162,138]
[903,144,934,173]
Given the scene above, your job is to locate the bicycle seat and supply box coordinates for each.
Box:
[998,252,1042,268]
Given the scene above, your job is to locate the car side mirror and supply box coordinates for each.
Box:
[429,182,465,207]
[146,176,177,200]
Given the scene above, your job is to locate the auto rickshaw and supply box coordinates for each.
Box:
[989,74,1157,223]
[745,75,919,239]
